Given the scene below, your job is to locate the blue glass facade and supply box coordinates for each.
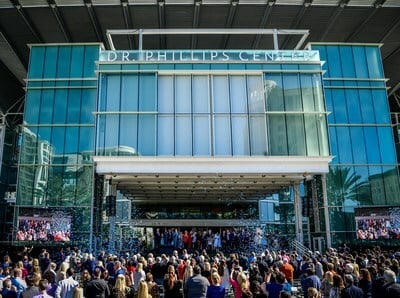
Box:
[14,43,399,247]
[17,44,100,243]
[310,43,400,246]
[96,59,328,158]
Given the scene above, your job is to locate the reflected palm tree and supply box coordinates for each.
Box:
[326,167,370,208]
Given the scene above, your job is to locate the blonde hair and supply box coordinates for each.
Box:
[166,265,176,290]
[136,262,144,273]
[72,286,84,298]
[237,272,249,292]
[114,274,127,293]
[308,287,321,298]
[324,271,334,284]
[137,280,150,298]
[211,272,221,285]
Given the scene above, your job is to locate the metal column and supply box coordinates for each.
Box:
[293,183,304,243]
[107,178,117,252]
[322,173,332,248]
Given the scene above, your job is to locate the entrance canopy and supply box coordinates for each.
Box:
[94,156,332,202]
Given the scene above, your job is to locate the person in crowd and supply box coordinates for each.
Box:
[30,259,41,276]
[80,270,91,291]
[10,269,27,298]
[39,252,51,275]
[85,268,110,298]
[133,262,145,293]
[124,273,134,295]
[382,269,400,298]
[308,287,321,298]
[320,271,333,298]
[110,274,132,298]
[43,269,57,298]
[112,261,125,286]
[329,274,344,298]
[56,262,68,284]
[341,274,364,298]
[344,263,359,285]
[301,268,321,296]
[21,275,39,298]
[43,263,57,285]
[163,265,182,298]
[202,262,212,283]
[262,271,291,298]
[72,286,84,298]
[184,265,210,298]
[55,268,79,298]
[2,256,12,271]
[358,268,372,298]
[280,258,294,285]
[182,260,193,286]
[206,271,225,298]
[101,270,112,287]
[145,272,159,298]
[369,266,385,298]
[151,257,166,286]
[250,279,267,298]
[218,259,231,294]
[32,279,53,298]
[136,280,151,298]
[1,278,17,298]
[15,263,27,281]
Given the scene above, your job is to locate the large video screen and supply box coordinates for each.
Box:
[355,207,400,240]
[16,208,72,242]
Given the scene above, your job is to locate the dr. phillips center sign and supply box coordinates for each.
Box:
[99,50,320,63]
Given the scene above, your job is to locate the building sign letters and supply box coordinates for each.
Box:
[100,50,320,63]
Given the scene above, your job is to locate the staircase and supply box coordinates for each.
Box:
[288,238,312,257]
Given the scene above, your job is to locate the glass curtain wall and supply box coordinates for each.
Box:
[96,70,329,158]
[311,44,400,246]
[17,44,100,244]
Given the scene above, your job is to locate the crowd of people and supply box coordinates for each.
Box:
[356,218,400,240]
[0,243,400,298]
[16,219,71,242]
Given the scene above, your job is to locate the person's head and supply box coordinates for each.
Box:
[306,267,315,276]
[81,270,90,280]
[38,279,49,292]
[137,280,149,298]
[308,287,320,298]
[383,269,397,283]
[345,263,354,274]
[66,268,75,277]
[211,271,221,286]
[25,275,36,287]
[146,272,154,282]
[168,265,175,274]
[279,291,292,298]
[114,261,121,269]
[13,268,22,277]
[333,274,344,288]
[360,268,371,282]
[115,274,126,290]
[193,265,201,275]
[2,278,12,289]
[276,272,286,285]
[344,274,354,286]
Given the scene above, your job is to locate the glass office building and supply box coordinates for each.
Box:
[14,40,399,250]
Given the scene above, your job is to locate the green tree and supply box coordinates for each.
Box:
[326,166,370,208]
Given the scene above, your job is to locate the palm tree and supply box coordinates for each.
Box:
[326,166,370,208]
